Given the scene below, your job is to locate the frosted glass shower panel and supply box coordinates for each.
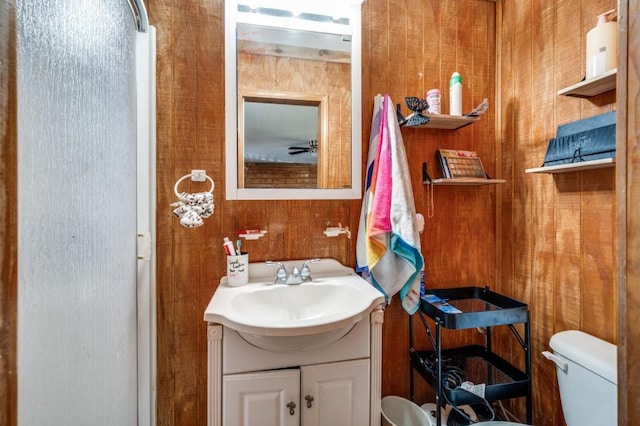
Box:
[17,0,139,424]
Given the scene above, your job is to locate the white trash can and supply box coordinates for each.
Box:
[381,396,432,426]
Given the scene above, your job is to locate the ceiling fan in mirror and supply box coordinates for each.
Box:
[288,139,318,156]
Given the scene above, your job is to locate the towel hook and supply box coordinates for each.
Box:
[174,169,214,198]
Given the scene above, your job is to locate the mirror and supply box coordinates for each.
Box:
[225,0,363,200]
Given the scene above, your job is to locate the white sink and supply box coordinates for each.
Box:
[204,258,385,352]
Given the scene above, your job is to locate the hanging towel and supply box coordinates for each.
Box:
[356,94,424,314]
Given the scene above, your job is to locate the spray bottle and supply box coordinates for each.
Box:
[449,72,462,116]
[586,9,617,79]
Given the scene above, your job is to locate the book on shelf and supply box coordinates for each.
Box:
[436,149,488,179]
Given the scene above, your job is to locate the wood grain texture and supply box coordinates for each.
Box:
[0,1,17,425]
[149,0,627,424]
[499,0,618,423]
[362,0,500,408]
[238,53,351,188]
[618,0,640,423]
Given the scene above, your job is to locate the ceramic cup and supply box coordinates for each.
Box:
[226,253,249,287]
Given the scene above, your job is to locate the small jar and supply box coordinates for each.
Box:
[426,89,441,114]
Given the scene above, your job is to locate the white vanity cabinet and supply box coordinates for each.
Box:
[207,313,384,426]
[222,359,369,426]
[204,258,385,426]
[301,359,370,426]
[223,369,300,426]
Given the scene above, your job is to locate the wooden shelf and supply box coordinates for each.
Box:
[557,69,617,98]
[525,157,615,174]
[426,178,506,186]
[407,114,480,130]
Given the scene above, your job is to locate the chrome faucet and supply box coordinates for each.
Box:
[300,258,320,282]
[266,259,321,285]
[265,261,288,284]
[286,266,303,285]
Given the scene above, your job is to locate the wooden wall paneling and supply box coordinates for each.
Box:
[365,0,390,95]
[286,57,303,93]
[170,1,207,423]
[499,6,535,420]
[511,0,534,321]
[497,0,617,423]
[619,0,640,422]
[308,198,352,263]
[580,170,616,340]
[498,0,515,307]
[615,0,628,419]
[405,0,425,98]
[148,0,626,424]
[529,0,561,423]
[386,0,408,104]
[553,176,583,315]
[196,2,224,418]
[0,0,17,424]
[363,0,499,405]
[151,0,177,423]
[456,1,475,123]
[327,65,340,189]
[553,1,586,338]
[283,200,310,257]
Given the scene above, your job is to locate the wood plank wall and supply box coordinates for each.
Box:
[150,2,358,423]
[498,0,618,423]
[0,1,634,425]
[618,0,640,423]
[149,0,632,424]
[361,0,500,408]
[0,1,17,425]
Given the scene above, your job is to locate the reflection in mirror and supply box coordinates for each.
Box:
[225,0,363,200]
[239,91,326,189]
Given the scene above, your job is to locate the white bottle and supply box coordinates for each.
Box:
[586,9,617,79]
[449,72,462,116]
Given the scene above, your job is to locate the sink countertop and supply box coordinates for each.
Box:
[203,258,385,338]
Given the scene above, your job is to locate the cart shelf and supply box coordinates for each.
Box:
[421,286,529,329]
[410,286,532,424]
[411,345,530,406]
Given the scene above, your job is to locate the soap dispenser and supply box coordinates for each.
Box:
[585,9,617,79]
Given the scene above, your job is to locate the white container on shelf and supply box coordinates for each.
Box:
[449,72,462,116]
[586,9,617,79]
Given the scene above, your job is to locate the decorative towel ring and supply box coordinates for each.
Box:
[171,170,215,228]
[174,169,214,198]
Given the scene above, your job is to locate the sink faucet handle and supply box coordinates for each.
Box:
[266,261,288,284]
[300,258,320,282]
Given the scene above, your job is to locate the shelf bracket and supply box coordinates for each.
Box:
[422,162,433,184]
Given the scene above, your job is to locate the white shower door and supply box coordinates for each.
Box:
[17,0,151,424]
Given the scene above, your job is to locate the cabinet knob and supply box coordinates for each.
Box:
[286,401,296,415]
[305,395,314,408]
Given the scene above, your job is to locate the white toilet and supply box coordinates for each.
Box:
[475,329,617,425]
[542,330,617,426]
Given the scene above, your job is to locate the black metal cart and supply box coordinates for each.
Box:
[409,286,532,425]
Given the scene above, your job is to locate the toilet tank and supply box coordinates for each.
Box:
[547,330,617,426]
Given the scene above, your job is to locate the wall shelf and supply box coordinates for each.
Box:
[557,69,617,98]
[525,158,615,174]
[407,114,480,130]
[426,177,506,186]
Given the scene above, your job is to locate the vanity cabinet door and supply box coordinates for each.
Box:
[301,359,370,426]
[223,369,300,426]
